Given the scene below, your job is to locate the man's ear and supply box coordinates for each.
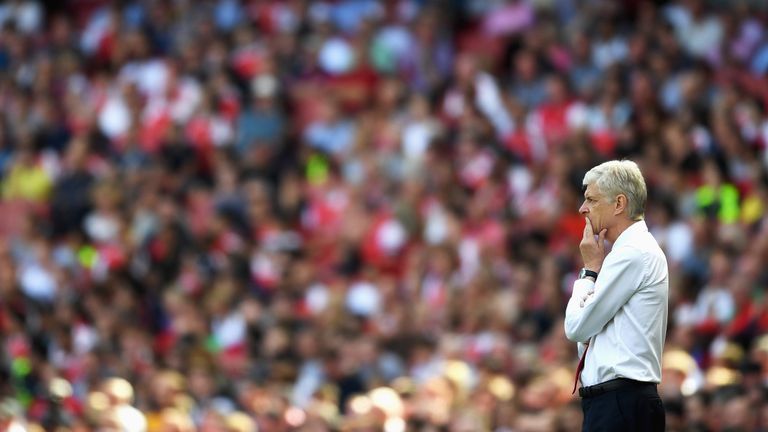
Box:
[614,194,627,216]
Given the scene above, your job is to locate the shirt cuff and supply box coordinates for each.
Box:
[572,277,595,298]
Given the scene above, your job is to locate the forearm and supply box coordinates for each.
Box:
[564,278,596,342]
[565,248,646,342]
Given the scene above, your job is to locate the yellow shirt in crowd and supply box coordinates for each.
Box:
[2,163,52,202]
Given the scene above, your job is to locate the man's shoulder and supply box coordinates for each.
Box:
[603,243,646,270]
[610,236,667,264]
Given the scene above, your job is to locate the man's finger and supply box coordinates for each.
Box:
[584,217,593,236]
[598,228,607,246]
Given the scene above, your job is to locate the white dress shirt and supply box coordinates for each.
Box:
[565,220,669,386]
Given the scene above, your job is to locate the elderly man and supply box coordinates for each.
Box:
[565,159,668,431]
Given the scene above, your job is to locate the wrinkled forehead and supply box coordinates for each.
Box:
[582,182,601,197]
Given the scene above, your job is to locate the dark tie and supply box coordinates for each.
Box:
[572,343,589,394]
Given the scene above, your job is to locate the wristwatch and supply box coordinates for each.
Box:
[579,268,598,280]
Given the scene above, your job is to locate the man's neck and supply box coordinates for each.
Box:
[607,218,638,243]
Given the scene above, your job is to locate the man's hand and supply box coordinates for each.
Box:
[580,217,607,274]
[580,291,594,308]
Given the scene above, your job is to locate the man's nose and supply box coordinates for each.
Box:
[579,203,588,214]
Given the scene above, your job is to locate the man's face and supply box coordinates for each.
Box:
[579,183,613,233]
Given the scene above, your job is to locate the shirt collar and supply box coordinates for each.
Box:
[612,220,647,250]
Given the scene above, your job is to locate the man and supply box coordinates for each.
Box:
[564,160,668,431]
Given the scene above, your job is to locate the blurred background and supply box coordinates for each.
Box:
[0,0,767,430]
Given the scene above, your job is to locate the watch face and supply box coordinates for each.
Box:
[579,268,586,279]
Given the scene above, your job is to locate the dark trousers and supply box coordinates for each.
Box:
[581,380,665,432]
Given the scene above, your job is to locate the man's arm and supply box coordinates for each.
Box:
[564,247,647,342]
[565,277,595,343]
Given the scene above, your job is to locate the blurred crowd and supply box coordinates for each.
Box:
[1,0,768,430]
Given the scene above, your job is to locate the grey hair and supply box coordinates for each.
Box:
[583,160,647,221]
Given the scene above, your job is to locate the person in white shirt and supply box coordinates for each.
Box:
[565,159,668,432]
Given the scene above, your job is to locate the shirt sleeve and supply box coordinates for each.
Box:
[564,246,647,342]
